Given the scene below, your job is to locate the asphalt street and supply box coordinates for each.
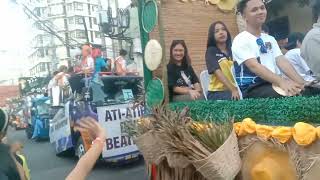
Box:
[6,128,148,180]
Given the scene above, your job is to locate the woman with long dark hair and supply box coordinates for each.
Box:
[205,21,240,100]
[167,40,202,102]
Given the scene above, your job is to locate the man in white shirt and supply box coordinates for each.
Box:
[285,32,315,82]
[232,0,306,98]
[301,0,320,78]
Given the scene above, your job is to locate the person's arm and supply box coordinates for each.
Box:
[193,83,202,93]
[244,58,283,85]
[10,154,26,180]
[66,118,106,180]
[276,55,305,85]
[244,58,301,95]
[173,87,192,95]
[66,142,103,180]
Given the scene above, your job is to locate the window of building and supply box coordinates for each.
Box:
[95,31,101,38]
[40,63,46,72]
[92,17,97,25]
[67,3,73,11]
[74,2,83,11]
[75,16,84,24]
[49,4,63,16]
[76,30,86,39]
[70,31,76,38]
[92,5,98,12]
[69,17,74,24]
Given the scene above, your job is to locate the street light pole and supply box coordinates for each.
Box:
[62,0,71,67]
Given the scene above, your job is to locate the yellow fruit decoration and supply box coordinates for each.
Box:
[250,150,297,180]
[271,127,292,143]
[256,125,274,140]
[233,122,242,135]
[238,118,256,136]
[217,0,237,11]
[316,126,320,138]
[207,0,220,4]
[292,122,317,146]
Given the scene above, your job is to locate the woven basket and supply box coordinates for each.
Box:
[135,131,190,168]
[192,130,242,180]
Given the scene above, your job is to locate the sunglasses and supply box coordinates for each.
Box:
[256,38,268,54]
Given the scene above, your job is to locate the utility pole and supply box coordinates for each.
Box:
[115,0,122,50]
[62,0,71,67]
[98,0,106,50]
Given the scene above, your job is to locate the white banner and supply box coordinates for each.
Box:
[49,103,71,143]
[97,103,144,159]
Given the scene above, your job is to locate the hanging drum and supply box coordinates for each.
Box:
[142,0,158,33]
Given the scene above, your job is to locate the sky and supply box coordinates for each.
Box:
[0,0,33,82]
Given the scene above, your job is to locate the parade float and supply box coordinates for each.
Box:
[127,0,320,179]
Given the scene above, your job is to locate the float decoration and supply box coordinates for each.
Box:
[179,0,237,11]
[126,106,241,180]
[171,96,320,125]
[235,118,320,180]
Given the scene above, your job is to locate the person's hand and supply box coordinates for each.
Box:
[278,79,302,96]
[10,142,23,153]
[231,88,240,100]
[188,90,201,100]
[74,117,106,141]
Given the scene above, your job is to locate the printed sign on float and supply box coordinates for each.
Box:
[97,103,144,159]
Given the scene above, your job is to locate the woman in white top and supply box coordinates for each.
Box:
[285,32,315,82]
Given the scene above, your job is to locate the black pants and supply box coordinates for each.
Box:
[243,82,320,99]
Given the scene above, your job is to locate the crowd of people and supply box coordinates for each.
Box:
[168,0,320,102]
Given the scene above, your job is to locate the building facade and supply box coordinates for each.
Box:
[25,0,106,77]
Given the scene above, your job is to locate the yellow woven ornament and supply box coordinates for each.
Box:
[238,118,256,136]
[271,127,292,143]
[207,0,220,4]
[316,126,320,138]
[233,122,242,135]
[256,125,274,140]
[217,0,237,11]
[251,152,297,180]
[292,122,317,146]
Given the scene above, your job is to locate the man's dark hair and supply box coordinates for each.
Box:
[237,0,265,15]
[119,49,128,56]
[311,0,320,22]
[285,32,305,50]
[52,71,59,76]
[237,0,251,14]
[207,21,232,50]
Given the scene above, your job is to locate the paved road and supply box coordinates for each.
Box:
[7,128,148,180]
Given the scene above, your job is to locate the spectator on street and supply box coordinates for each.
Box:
[0,108,27,180]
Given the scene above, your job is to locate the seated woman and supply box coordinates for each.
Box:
[167,40,202,102]
[205,21,240,100]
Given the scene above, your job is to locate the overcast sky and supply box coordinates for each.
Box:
[0,0,32,82]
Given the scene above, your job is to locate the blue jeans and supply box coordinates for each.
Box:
[207,91,232,100]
